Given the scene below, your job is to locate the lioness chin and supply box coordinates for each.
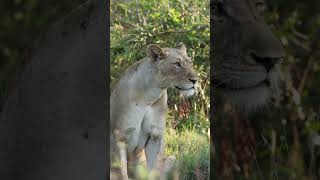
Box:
[110,43,198,179]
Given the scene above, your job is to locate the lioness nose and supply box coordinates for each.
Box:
[189,78,197,84]
[251,52,283,72]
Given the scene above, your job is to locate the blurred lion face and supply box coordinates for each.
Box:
[212,0,285,112]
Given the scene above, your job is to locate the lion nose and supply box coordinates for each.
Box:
[189,78,197,84]
[251,52,283,72]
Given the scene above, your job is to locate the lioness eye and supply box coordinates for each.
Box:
[174,62,182,68]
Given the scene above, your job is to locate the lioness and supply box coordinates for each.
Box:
[110,43,198,179]
[212,0,285,113]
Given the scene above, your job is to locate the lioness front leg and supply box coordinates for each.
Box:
[110,132,129,180]
[145,136,163,171]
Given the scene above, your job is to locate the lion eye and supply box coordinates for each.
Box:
[174,62,182,68]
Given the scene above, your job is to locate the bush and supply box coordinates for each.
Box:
[165,129,210,179]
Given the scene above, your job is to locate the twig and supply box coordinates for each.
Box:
[292,27,310,41]
[298,29,320,93]
[261,134,278,180]
[250,145,263,180]
[135,0,142,25]
[290,37,311,52]
[298,57,313,93]
[156,25,209,36]
[282,124,289,154]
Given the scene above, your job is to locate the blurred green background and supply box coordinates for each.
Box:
[111,0,210,179]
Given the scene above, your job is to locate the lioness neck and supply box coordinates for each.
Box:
[119,58,167,105]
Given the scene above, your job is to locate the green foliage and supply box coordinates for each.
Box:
[165,129,210,179]
[256,2,320,179]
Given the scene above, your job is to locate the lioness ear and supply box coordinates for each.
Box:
[147,44,165,61]
[177,42,187,55]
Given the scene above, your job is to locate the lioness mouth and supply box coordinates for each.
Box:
[175,86,194,91]
[213,79,270,91]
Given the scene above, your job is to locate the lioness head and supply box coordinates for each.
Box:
[212,0,285,112]
[147,43,198,97]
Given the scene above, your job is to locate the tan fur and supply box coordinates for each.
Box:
[110,43,198,179]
